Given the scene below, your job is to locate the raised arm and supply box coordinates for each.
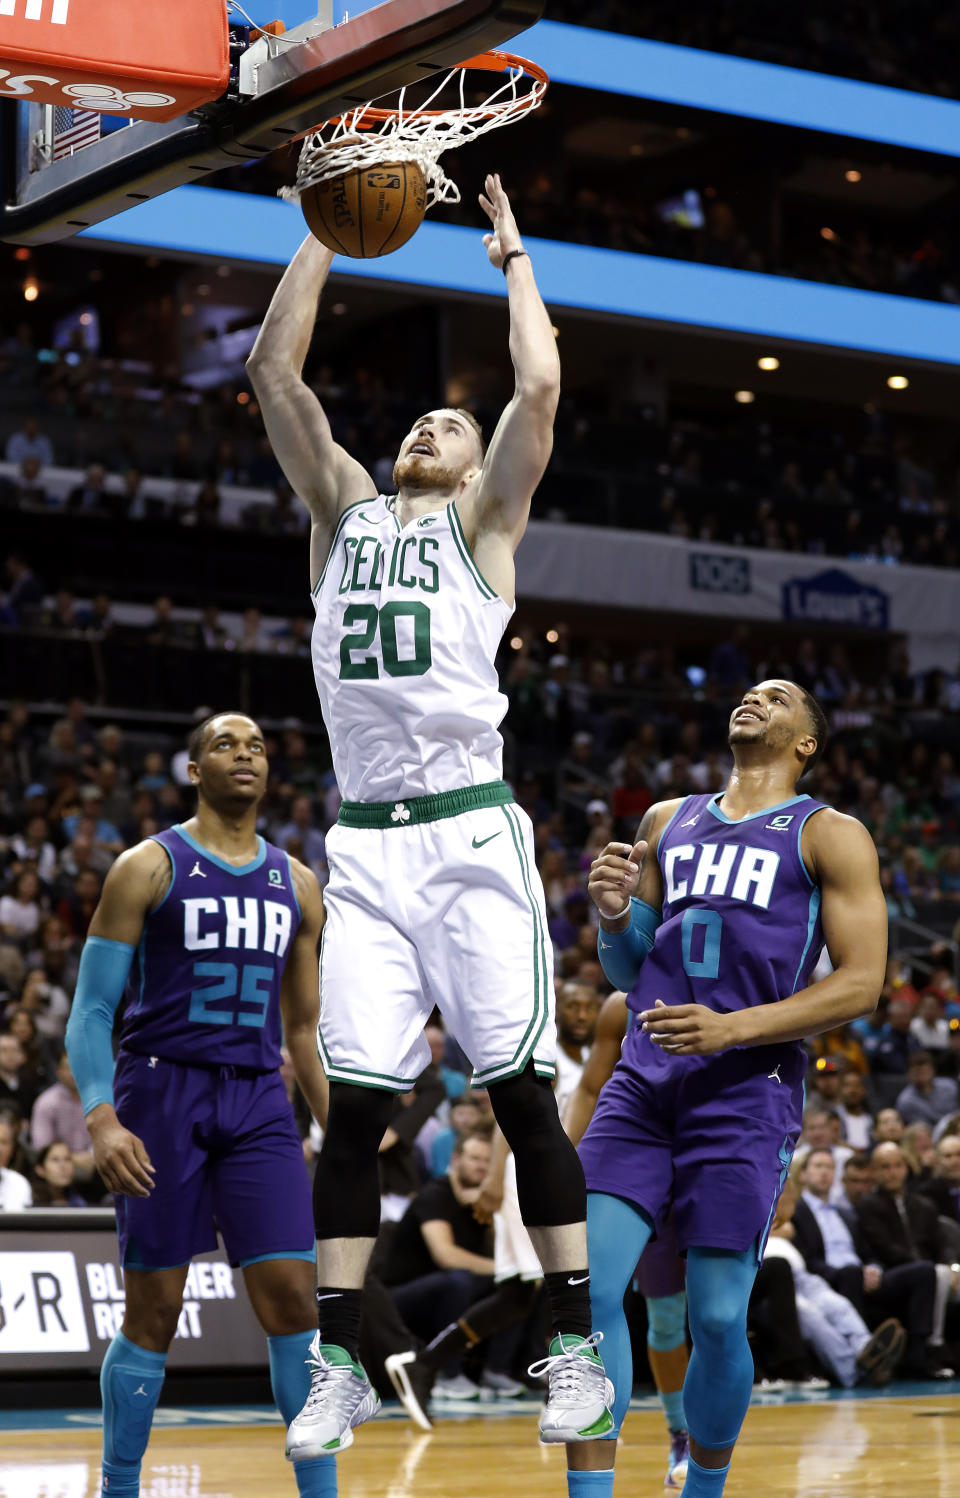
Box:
[461,175,560,586]
[642,810,887,1055]
[563,993,628,1146]
[246,236,375,585]
[279,858,329,1130]
[65,841,170,1197]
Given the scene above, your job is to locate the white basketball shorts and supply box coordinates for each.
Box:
[317,782,556,1091]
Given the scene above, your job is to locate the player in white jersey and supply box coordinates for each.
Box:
[248,176,613,1458]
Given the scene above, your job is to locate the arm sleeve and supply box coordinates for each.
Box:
[64,935,135,1117]
[597,897,661,992]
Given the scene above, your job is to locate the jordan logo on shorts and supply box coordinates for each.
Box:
[189,861,207,877]
[768,1065,782,1084]
[133,1384,149,1397]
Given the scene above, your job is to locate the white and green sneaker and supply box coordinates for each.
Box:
[285,1336,381,1459]
[529,1332,615,1444]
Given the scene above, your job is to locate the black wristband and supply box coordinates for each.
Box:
[502,249,529,274]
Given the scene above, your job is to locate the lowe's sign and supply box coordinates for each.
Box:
[781,568,889,629]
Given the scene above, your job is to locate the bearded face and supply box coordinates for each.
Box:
[393,451,467,492]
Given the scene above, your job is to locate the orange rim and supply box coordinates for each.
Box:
[319,50,548,132]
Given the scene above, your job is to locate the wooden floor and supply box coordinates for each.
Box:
[3,1400,960,1498]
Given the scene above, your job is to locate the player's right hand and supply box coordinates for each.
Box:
[88,1116,156,1197]
[473,1171,505,1225]
[588,840,647,920]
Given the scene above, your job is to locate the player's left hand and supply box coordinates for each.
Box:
[639,999,734,1056]
[479,173,523,269]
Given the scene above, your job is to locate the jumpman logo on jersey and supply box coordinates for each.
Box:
[680,814,701,828]
[768,1065,782,1084]
[189,861,207,877]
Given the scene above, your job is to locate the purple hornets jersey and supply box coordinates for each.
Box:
[120,825,301,1071]
[628,792,828,1031]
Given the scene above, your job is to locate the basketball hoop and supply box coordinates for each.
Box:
[281,50,548,213]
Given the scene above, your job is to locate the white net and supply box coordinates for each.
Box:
[280,55,547,211]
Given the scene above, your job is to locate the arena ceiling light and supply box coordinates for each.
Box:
[845,169,862,182]
[887,374,909,389]
[757,356,779,370]
[734,389,755,403]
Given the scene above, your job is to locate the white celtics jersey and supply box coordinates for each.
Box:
[310,496,513,802]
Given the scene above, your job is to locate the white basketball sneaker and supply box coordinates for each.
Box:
[529,1332,615,1443]
[285,1335,381,1459]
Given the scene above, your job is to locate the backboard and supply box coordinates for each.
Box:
[0,0,543,245]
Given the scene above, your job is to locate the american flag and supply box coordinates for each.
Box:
[52,107,101,161]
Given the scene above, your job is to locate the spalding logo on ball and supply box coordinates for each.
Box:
[301,160,428,258]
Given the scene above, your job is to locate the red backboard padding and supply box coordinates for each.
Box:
[0,0,229,120]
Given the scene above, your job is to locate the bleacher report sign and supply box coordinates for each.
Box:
[0,1223,266,1371]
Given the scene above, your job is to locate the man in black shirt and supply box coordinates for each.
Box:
[383,1132,495,1396]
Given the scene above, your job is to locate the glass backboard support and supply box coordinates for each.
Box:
[0,0,542,245]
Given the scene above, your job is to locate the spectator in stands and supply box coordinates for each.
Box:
[860,1142,956,1372]
[62,786,123,855]
[11,455,48,507]
[3,553,43,624]
[237,606,268,653]
[917,1136,960,1222]
[902,1121,938,1183]
[67,463,109,513]
[4,1005,53,1084]
[706,623,751,686]
[145,595,193,648]
[896,1051,960,1128]
[26,914,77,1002]
[5,415,53,468]
[874,1108,906,1144]
[0,1031,39,1117]
[792,1147,938,1379]
[837,1072,874,1151]
[382,1132,496,1399]
[430,1094,487,1178]
[272,616,312,657]
[871,998,917,1075]
[30,1052,94,1185]
[9,815,57,886]
[17,963,71,1042]
[838,1153,874,1213]
[181,480,222,528]
[0,1113,31,1209]
[0,870,44,945]
[30,1138,86,1207]
[808,1055,846,1108]
[55,867,102,939]
[800,1106,853,1195]
[765,1180,906,1388]
[938,847,960,901]
[198,603,233,651]
[911,993,951,1056]
[84,592,115,638]
[274,795,327,884]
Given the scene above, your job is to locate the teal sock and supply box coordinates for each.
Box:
[662,1388,685,1431]
[268,1331,337,1497]
[681,1455,731,1496]
[566,1472,615,1496]
[100,1331,167,1497]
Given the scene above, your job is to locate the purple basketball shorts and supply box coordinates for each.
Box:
[113,1049,314,1270]
[579,1027,804,1258]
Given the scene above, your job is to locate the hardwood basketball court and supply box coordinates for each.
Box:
[3,1394,960,1497]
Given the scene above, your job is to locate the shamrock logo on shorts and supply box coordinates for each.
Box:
[391,803,411,824]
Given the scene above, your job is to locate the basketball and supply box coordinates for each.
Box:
[300,159,428,257]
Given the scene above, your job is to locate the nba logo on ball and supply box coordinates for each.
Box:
[302,159,428,259]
